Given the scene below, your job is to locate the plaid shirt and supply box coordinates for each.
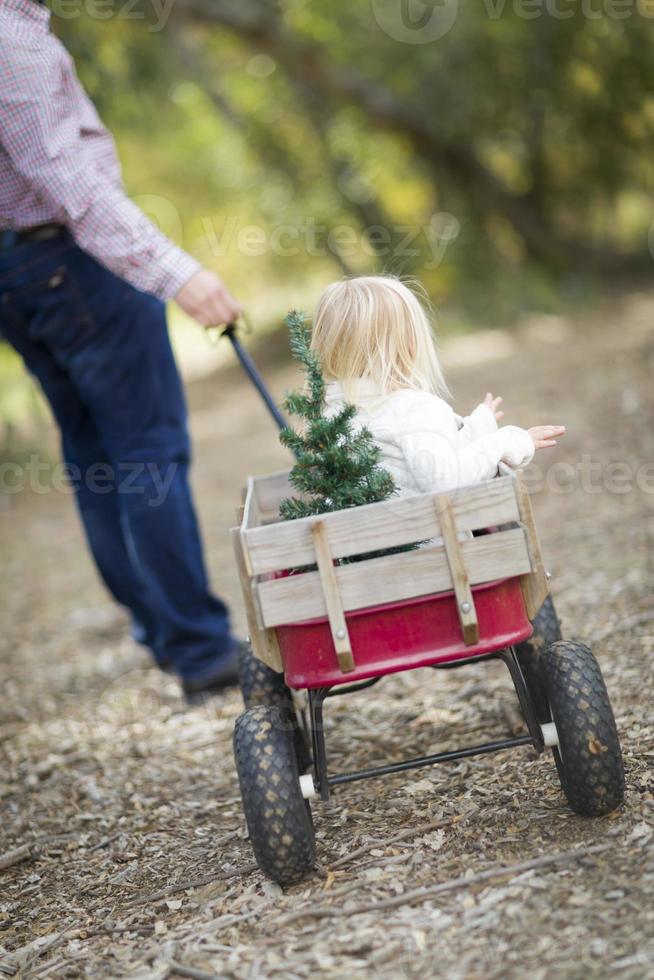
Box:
[0,0,200,300]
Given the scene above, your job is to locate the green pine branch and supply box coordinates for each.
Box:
[278,310,398,525]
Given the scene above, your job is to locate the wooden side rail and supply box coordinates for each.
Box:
[513,470,550,619]
[255,526,532,629]
[250,468,293,516]
[242,477,520,577]
[231,528,283,673]
[497,462,550,619]
[236,467,548,666]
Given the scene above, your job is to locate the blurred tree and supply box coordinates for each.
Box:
[169,1,653,264]
[53,1,654,319]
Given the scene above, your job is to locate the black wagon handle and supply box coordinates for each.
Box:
[221,322,289,433]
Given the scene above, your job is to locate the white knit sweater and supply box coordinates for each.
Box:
[325,380,534,497]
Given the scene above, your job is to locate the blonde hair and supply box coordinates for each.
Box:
[311,275,450,401]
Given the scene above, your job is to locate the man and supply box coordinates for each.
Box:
[0,0,244,701]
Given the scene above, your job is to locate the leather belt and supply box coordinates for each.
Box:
[0,224,67,250]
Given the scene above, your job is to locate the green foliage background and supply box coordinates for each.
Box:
[53,0,654,316]
[3,0,654,436]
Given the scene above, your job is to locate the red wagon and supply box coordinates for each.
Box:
[231,462,625,886]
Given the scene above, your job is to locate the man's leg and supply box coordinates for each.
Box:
[0,302,162,658]
[61,419,163,660]
[57,247,235,684]
[0,238,236,684]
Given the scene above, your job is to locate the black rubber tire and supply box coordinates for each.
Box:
[233,704,316,887]
[540,640,625,817]
[515,595,562,722]
[237,641,290,709]
[237,642,313,774]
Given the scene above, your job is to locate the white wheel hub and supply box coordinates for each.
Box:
[541,722,560,747]
[299,774,317,799]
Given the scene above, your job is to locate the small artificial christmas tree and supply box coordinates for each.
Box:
[279,310,397,521]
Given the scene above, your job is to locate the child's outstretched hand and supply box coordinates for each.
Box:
[484,392,504,422]
[528,425,566,450]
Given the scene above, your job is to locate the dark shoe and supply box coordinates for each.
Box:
[182,645,241,705]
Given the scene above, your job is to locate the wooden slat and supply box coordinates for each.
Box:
[231,527,283,673]
[256,527,532,628]
[435,497,479,646]
[311,521,355,673]
[513,470,550,619]
[241,477,260,533]
[235,486,247,523]
[250,468,293,515]
[243,477,520,576]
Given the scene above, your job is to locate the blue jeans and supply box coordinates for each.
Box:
[0,233,235,682]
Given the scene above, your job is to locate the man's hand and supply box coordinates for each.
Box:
[484,392,504,423]
[174,269,241,328]
[527,425,566,450]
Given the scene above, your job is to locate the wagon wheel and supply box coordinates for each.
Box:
[237,643,312,773]
[233,704,316,887]
[515,595,562,722]
[539,640,624,817]
[237,640,290,709]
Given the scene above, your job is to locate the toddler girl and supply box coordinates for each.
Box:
[311,275,565,497]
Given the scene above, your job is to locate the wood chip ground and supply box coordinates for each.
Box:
[1,294,653,978]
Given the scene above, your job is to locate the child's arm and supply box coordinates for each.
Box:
[398,392,535,494]
[456,394,504,446]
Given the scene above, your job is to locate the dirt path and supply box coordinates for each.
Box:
[1,293,653,979]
